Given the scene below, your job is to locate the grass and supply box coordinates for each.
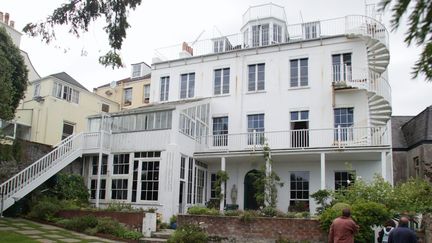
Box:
[0,231,39,243]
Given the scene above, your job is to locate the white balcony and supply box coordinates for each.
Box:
[332,64,391,103]
[195,126,389,153]
[154,15,388,63]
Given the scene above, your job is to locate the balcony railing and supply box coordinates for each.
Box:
[195,126,389,153]
[154,15,388,63]
[332,64,391,102]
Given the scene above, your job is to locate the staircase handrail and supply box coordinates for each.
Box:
[0,132,83,200]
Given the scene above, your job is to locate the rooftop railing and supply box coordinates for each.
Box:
[242,3,287,26]
[154,15,388,63]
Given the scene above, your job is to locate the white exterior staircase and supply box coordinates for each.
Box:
[0,133,84,212]
[344,15,392,127]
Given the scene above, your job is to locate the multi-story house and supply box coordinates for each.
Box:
[94,62,152,110]
[13,72,120,146]
[0,4,392,222]
[392,106,432,184]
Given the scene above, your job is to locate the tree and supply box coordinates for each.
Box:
[380,0,432,81]
[0,27,28,121]
[23,0,142,69]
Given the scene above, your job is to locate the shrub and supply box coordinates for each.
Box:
[261,206,277,217]
[106,201,135,212]
[206,199,220,209]
[95,217,122,235]
[117,229,143,240]
[239,210,259,223]
[53,173,89,205]
[28,196,61,221]
[169,215,177,225]
[187,206,220,216]
[167,224,208,243]
[62,215,98,232]
[224,210,242,217]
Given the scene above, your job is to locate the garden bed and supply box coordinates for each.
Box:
[178,214,326,243]
[58,209,145,231]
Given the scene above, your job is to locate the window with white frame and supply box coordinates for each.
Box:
[302,21,320,39]
[290,110,309,147]
[160,76,169,101]
[213,39,224,53]
[214,68,230,95]
[143,84,150,103]
[248,63,265,92]
[91,155,108,175]
[289,171,310,212]
[213,116,228,146]
[132,64,141,78]
[252,24,269,47]
[61,122,74,140]
[113,154,130,175]
[273,24,282,43]
[111,179,128,200]
[90,179,106,199]
[334,107,354,141]
[33,82,41,97]
[111,110,172,132]
[123,88,132,106]
[187,158,193,204]
[290,58,308,87]
[52,82,80,104]
[180,73,195,99]
[180,156,186,180]
[195,167,205,204]
[247,114,265,145]
[335,171,356,191]
[141,161,159,201]
[332,53,352,82]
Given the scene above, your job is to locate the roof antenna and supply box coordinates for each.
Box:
[299,11,304,24]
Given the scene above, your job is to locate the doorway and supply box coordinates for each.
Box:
[244,169,264,210]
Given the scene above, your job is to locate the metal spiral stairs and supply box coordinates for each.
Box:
[365,37,392,126]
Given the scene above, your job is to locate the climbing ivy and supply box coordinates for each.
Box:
[215,170,229,203]
[253,143,284,208]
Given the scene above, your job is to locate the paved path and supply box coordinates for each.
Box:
[0,217,125,243]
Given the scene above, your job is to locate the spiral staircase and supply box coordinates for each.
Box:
[344,15,392,127]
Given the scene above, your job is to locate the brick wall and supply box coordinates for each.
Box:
[58,210,145,230]
[178,215,327,243]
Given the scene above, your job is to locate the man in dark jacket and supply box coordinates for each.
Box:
[388,216,417,243]
[328,208,359,243]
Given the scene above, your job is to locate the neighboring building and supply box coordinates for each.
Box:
[1,4,392,222]
[392,106,432,184]
[94,62,151,110]
[12,72,120,146]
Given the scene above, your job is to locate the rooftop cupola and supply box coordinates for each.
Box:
[240,3,288,48]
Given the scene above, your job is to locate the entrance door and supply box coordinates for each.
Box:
[179,181,185,213]
[244,170,264,210]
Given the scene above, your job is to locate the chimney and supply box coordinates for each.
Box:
[0,12,3,23]
[4,12,9,25]
[9,20,14,28]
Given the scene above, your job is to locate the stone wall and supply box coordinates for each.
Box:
[0,139,52,183]
[178,215,327,243]
[58,210,146,231]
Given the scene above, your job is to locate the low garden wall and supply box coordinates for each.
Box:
[178,214,327,243]
[58,210,145,230]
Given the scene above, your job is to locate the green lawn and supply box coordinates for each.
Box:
[0,231,39,243]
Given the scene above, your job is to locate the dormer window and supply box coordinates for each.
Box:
[132,64,141,78]
[302,21,320,40]
[213,37,233,53]
[273,24,282,43]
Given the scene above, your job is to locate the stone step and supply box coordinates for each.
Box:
[140,237,168,243]
[152,230,174,239]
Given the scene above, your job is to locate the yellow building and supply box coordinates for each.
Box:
[14,72,120,146]
[94,62,151,110]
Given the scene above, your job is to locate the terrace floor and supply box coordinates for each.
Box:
[0,218,123,243]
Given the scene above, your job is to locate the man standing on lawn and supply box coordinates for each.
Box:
[328,208,359,243]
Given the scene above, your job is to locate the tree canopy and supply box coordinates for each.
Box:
[23,0,142,69]
[380,0,432,81]
[0,27,28,121]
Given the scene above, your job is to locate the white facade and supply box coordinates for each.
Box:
[80,4,392,221]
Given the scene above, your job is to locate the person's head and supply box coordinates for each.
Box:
[384,219,396,228]
[342,208,351,217]
[399,216,410,227]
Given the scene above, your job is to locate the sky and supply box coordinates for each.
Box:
[1,0,431,116]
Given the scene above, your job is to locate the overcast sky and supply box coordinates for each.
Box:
[1,0,431,115]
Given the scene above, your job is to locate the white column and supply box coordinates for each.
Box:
[320,153,326,190]
[381,151,387,181]
[219,157,226,212]
[265,152,272,206]
[95,115,105,208]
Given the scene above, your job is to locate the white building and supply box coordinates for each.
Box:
[1,4,392,222]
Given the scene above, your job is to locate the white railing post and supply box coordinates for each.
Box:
[337,125,342,147]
